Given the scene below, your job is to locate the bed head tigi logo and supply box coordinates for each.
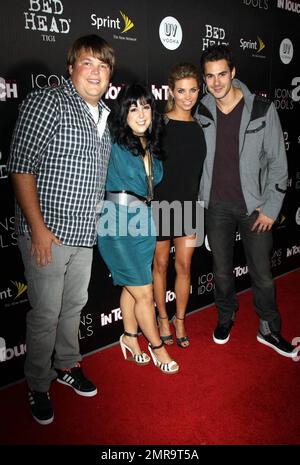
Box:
[202,24,229,50]
[24,0,71,42]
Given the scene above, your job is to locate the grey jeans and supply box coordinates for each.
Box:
[18,234,93,392]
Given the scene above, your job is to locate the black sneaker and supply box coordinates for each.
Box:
[56,363,97,397]
[28,390,54,425]
[257,331,299,358]
[213,321,234,344]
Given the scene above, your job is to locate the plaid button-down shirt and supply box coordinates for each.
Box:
[7,78,111,247]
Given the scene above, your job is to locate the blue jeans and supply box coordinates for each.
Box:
[18,234,93,391]
[206,202,281,332]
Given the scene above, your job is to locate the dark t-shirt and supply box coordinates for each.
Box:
[210,98,246,205]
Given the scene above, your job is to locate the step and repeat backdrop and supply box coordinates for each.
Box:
[0,0,300,388]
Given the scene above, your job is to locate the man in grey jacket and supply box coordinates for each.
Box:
[195,45,297,357]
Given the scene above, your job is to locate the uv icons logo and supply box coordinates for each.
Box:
[159,16,182,50]
[279,38,293,64]
[295,207,300,226]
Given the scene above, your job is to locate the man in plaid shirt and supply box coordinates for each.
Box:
[7,35,115,425]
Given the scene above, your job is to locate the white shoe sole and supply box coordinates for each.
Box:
[257,334,299,358]
[32,414,54,425]
[57,377,98,397]
[213,333,230,344]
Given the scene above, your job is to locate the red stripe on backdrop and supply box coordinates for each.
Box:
[1,269,300,446]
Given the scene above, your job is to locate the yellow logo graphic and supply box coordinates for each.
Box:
[277,214,286,226]
[257,36,265,53]
[120,11,134,33]
[11,281,27,300]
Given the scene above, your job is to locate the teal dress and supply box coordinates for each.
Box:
[97,143,163,286]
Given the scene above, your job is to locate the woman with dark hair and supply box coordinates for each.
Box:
[97,83,179,374]
[153,63,206,348]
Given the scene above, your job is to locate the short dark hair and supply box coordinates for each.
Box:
[67,34,115,75]
[200,45,234,75]
[109,83,164,159]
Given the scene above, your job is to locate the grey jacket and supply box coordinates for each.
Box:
[194,79,288,220]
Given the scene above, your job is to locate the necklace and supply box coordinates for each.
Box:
[217,89,243,114]
[140,149,154,202]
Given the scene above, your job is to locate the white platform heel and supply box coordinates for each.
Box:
[119,332,150,366]
[148,341,179,375]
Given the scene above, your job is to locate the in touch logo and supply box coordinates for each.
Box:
[0,338,26,363]
[286,245,300,257]
[0,77,18,102]
[0,337,5,362]
[101,307,122,326]
[277,0,300,13]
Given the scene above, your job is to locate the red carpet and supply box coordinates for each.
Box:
[0,270,299,446]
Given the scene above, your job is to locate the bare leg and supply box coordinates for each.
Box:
[172,235,195,347]
[125,284,177,366]
[120,287,144,355]
[153,239,173,343]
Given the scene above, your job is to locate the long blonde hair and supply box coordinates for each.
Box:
[165,62,200,113]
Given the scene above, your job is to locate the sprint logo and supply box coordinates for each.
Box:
[91,10,135,36]
[11,281,27,299]
[257,36,265,52]
[0,281,28,306]
[120,11,134,33]
[240,36,266,56]
[275,213,286,229]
